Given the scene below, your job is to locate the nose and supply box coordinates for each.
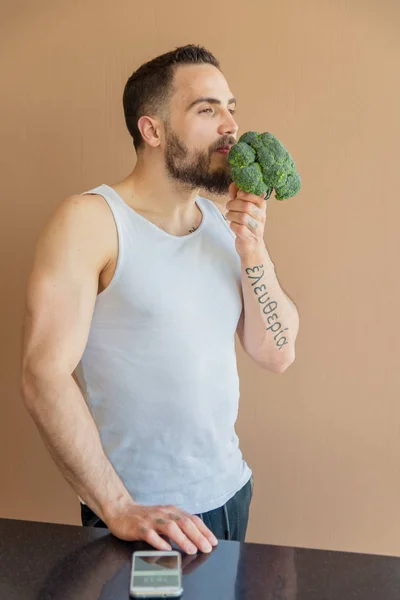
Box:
[217,109,239,137]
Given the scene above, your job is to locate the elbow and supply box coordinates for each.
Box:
[271,359,294,374]
[20,361,49,412]
[20,366,38,411]
[258,351,296,374]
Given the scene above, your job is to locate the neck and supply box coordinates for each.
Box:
[122,154,200,218]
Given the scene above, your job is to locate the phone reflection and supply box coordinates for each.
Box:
[35,534,211,600]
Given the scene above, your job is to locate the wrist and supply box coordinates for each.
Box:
[240,245,274,272]
[100,490,138,524]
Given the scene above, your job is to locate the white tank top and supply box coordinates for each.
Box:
[76,184,252,514]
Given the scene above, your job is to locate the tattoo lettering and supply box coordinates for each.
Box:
[266,321,282,333]
[250,272,265,287]
[257,291,271,304]
[246,265,266,287]
[245,264,263,275]
[276,337,288,349]
[262,301,277,315]
[254,284,267,295]
[266,321,289,342]
[246,266,290,351]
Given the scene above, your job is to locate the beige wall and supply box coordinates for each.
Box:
[1,0,399,556]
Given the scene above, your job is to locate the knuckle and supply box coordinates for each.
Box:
[167,512,182,521]
[165,521,176,534]
[136,515,148,528]
[180,516,192,527]
[144,530,157,543]
[191,515,203,526]
[139,525,151,538]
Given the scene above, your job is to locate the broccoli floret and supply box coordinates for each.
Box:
[228,142,255,168]
[228,131,301,200]
[231,163,267,197]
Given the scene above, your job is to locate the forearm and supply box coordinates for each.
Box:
[21,370,134,522]
[240,246,299,372]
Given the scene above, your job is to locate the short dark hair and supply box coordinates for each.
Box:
[123,44,220,151]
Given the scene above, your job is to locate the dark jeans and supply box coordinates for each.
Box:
[81,475,254,542]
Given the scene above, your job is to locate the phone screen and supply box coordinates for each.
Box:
[133,555,180,589]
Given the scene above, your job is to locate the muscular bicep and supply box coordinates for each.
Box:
[22,195,110,377]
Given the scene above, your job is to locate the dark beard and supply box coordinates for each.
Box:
[164,129,233,196]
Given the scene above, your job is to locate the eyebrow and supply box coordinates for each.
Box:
[186,97,237,111]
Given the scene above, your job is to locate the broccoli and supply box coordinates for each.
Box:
[228,131,301,200]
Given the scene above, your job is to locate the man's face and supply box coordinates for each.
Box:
[163,64,239,195]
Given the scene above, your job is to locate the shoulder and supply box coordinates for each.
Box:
[38,192,118,270]
[55,192,114,223]
[52,192,116,234]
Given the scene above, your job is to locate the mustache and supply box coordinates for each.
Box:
[210,136,237,152]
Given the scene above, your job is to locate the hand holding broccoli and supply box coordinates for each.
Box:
[228,131,301,200]
[225,131,301,260]
[225,182,267,260]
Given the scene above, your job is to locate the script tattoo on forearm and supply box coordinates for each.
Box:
[245,264,289,350]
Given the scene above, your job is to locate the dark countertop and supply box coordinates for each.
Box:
[1,517,400,599]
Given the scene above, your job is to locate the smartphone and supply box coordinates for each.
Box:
[129,550,183,598]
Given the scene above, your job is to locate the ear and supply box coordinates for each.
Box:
[137,116,162,148]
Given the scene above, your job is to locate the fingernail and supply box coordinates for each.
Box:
[211,537,218,545]
[202,542,212,553]
[187,544,197,555]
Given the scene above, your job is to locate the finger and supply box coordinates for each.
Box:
[168,511,217,547]
[229,182,239,200]
[160,520,199,555]
[190,515,218,546]
[237,189,265,207]
[226,199,262,217]
[226,211,262,232]
[176,516,214,553]
[229,222,253,239]
[140,527,172,551]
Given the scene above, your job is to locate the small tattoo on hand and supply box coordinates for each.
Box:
[248,218,258,230]
[168,513,182,521]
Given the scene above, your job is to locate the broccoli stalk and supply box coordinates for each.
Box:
[228,132,301,200]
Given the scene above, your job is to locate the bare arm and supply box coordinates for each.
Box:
[21,194,133,522]
[225,184,299,373]
[237,250,299,373]
[21,194,216,554]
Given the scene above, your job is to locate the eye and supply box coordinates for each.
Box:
[199,107,213,114]
[229,108,236,115]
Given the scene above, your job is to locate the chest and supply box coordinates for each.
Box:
[96,226,243,334]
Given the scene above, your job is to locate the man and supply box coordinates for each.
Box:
[21,45,299,555]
